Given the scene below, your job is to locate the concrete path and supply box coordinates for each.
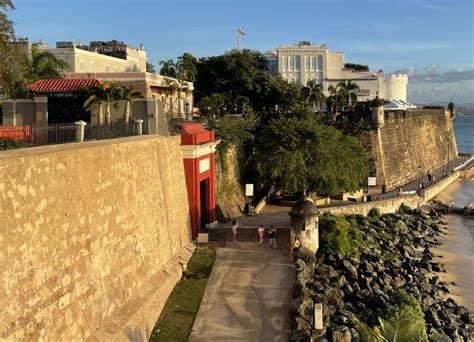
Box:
[189,212,295,342]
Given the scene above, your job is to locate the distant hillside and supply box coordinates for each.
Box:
[457,106,474,116]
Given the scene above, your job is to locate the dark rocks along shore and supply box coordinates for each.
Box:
[290,210,474,342]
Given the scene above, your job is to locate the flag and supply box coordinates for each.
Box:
[238,28,246,36]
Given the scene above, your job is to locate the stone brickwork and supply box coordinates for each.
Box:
[0,135,193,341]
[373,109,458,191]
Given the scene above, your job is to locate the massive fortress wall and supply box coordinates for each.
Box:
[0,136,193,341]
[370,109,458,191]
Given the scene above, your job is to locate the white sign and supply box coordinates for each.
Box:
[199,158,210,173]
[314,303,323,330]
[368,177,377,187]
[245,184,254,197]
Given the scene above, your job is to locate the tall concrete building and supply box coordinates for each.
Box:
[264,41,408,102]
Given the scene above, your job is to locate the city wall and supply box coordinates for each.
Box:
[321,170,461,216]
[371,109,458,191]
[0,135,193,341]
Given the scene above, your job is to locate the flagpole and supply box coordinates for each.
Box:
[237,28,240,52]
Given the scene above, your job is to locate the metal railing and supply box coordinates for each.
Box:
[0,121,140,150]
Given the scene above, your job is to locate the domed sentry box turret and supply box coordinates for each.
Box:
[289,196,320,259]
[371,94,385,128]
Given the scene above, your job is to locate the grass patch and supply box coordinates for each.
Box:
[149,247,216,342]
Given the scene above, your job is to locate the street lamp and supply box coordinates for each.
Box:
[185,100,190,121]
[418,165,422,190]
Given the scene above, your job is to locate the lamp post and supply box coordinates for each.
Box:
[418,165,422,190]
[185,100,190,121]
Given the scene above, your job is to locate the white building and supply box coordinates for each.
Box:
[32,40,147,74]
[264,41,408,102]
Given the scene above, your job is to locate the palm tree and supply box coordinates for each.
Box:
[338,80,360,110]
[353,316,423,342]
[28,46,69,81]
[161,78,179,115]
[83,83,122,124]
[302,80,325,112]
[117,86,143,122]
[159,60,177,78]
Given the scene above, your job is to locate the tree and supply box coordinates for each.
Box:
[116,86,143,122]
[302,80,325,112]
[146,62,155,73]
[83,83,122,124]
[0,1,30,98]
[27,45,69,81]
[199,93,227,119]
[159,59,177,78]
[338,80,360,110]
[254,112,368,195]
[344,63,369,72]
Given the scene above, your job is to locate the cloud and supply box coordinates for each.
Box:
[393,66,474,83]
[348,42,461,53]
[415,1,447,10]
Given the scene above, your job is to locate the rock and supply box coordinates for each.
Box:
[460,312,472,324]
[395,220,408,234]
[342,260,358,280]
[426,307,442,329]
[329,326,351,342]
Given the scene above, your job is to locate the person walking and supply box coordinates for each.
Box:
[257,225,265,244]
[232,219,239,242]
[269,226,277,250]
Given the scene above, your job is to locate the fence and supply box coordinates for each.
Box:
[0,121,141,150]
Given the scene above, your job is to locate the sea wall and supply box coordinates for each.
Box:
[374,109,458,191]
[0,135,193,341]
[321,171,460,216]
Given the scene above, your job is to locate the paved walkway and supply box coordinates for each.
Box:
[189,212,295,342]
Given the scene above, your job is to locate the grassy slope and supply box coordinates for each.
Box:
[149,247,216,342]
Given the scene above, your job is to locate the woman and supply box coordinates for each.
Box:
[232,219,239,242]
[257,225,265,244]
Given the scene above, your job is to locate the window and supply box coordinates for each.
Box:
[305,56,310,71]
[312,57,316,70]
[295,56,300,71]
[283,57,288,71]
[79,59,85,72]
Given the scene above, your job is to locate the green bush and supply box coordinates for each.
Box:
[383,290,427,341]
[319,214,364,257]
[0,139,25,150]
[368,207,381,219]
[398,203,413,215]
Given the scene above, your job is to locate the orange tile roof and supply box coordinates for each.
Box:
[28,79,100,93]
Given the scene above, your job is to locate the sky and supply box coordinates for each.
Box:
[9,0,474,104]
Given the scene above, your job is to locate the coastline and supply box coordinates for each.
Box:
[432,178,474,311]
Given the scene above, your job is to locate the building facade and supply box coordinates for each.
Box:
[35,40,147,74]
[264,41,408,102]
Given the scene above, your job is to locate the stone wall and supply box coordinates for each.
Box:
[321,171,460,216]
[373,109,458,191]
[0,135,194,341]
[215,146,245,221]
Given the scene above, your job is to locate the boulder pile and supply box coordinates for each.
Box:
[291,211,473,341]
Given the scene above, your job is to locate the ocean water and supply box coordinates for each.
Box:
[453,116,474,153]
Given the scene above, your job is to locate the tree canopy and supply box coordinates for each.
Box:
[344,63,369,72]
[253,112,368,196]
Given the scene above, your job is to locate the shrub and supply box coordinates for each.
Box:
[319,214,364,257]
[0,139,25,150]
[368,207,381,219]
[398,203,413,215]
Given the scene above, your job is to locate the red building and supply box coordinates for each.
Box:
[180,124,219,239]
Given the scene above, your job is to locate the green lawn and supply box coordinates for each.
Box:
[149,247,216,342]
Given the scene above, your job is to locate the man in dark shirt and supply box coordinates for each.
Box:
[269,226,277,250]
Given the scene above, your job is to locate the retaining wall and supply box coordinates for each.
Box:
[0,135,193,341]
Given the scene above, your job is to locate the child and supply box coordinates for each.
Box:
[232,219,239,242]
[257,225,265,244]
